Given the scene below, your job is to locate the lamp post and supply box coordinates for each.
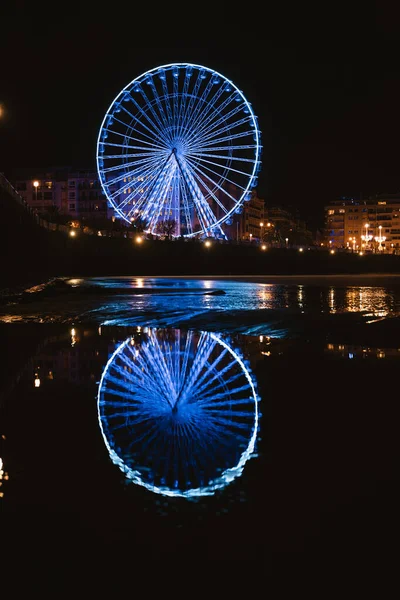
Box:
[33,180,39,203]
[361,222,372,250]
[260,221,264,242]
[375,225,386,252]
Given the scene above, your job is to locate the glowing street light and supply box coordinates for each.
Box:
[361,223,373,249]
[375,225,386,252]
[135,235,143,244]
[69,230,76,237]
[204,240,212,247]
[261,244,267,251]
[33,180,39,203]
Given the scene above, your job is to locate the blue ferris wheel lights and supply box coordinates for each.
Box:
[97,328,260,498]
[96,63,262,238]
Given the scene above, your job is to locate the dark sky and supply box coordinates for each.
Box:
[1,2,399,229]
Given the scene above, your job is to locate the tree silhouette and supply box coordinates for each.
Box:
[154,218,177,240]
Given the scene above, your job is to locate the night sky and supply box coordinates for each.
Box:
[1,2,399,229]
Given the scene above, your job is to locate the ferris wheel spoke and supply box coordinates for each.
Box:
[176,68,206,138]
[141,157,177,225]
[115,151,172,200]
[159,76,174,128]
[189,117,255,151]
[177,178,194,236]
[188,153,254,180]
[189,169,229,215]
[100,141,165,156]
[104,112,168,147]
[102,152,162,162]
[188,350,230,397]
[146,79,174,135]
[107,154,168,200]
[191,356,239,398]
[178,334,219,404]
[101,154,165,175]
[180,85,237,145]
[179,76,214,140]
[101,124,168,150]
[175,67,193,137]
[198,383,253,407]
[185,156,247,207]
[198,370,246,400]
[184,95,244,150]
[186,81,232,138]
[138,81,175,145]
[147,170,177,232]
[181,161,222,235]
[120,98,171,146]
[188,149,258,162]
[187,100,246,149]
[141,339,178,399]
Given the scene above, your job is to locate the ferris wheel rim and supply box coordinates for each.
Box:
[96,63,262,237]
[97,330,259,498]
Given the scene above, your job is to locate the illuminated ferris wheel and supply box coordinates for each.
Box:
[96,63,262,238]
[97,328,260,498]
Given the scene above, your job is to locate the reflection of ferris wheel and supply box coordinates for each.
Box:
[97,328,260,498]
[96,63,262,238]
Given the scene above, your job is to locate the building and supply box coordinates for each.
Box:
[324,194,400,252]
[223,190,265,241]
[12,167,114,223]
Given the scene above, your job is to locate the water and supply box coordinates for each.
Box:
[1,275,400,571]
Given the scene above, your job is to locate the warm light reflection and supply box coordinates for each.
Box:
[325,343,398,360]
[297,285,304,309]
[67,278,83,287]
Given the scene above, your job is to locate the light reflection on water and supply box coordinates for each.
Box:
[98,328,260,498]
[62,277,400,319]
[1,277,400,333]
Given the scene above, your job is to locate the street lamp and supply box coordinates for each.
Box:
[260,221,264,241]
[375,225,386,252]
[33,180,39,203]
[361,223,372,249]
[285,237,288,248]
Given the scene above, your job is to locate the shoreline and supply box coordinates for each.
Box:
[70,272,400,284]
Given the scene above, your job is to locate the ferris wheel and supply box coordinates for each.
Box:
[96,63,262,238]
[97,328,260,498]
